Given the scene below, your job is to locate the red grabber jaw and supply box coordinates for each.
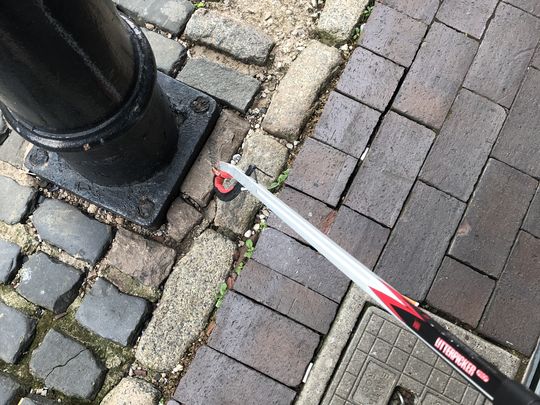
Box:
[213,161,540,405]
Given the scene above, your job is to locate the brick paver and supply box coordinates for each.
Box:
[345,112,434,227]
[436,0,498,39]
[379,0,439,24]
[479,232,540,355]
[464,2,540,108]
[419,89,506,202]
[359,3,427,67]
[393,23,478,129]
[449,159,537,278]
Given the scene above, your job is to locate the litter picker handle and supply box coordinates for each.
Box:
[213,162,540,405]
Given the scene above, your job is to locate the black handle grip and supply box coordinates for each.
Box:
[493,379,540,405]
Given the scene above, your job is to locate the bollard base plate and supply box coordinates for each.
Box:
[25,73,219,228]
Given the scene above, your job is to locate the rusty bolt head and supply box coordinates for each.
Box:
[138,197,155,219]
[29,149,49,166]
[190,96,210,113]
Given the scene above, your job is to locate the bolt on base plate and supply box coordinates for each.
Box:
[25,73,219,228]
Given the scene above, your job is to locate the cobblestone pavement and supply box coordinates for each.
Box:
[1,0,539,405]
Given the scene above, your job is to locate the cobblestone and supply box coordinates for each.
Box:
[181,109,249,206]
[215,130,288,235]
[101,377,160,405]
[0,301,36,364]
[253,228,350,302]
[479,231,540,355]
[177,58,260,112]
[76,278,150,346]
[0,239,20,284]
[32,199,112,265]
[336,47,404,112]
[394,23,478,129]
[0,176,36,225]
[464,2,540,108]
[426,257,495,327]
[135,229,235,371]
[360,3,427,67]
[174,346,296,405]
[287,138,357,207]
[0,133,29,169]
[263,41,341,141]
[143,28,186,74]
[524,188,540,238]
[506,0,540,17]
[376,182,465,300]
[267,186,334,241]
[449,159,537,278]
[345,112,434,227]
[419,89,506,201]
[114,0,194,34]
[492,68,540,178]
[328,206,389,270]
[380,0,439,24]
[235,260,338,333]
[166,198,203,241]
[208,291,320,387]
[185,10,274,65]
[105,228,176,289]
[317,0,368,45]
[436,0,498,39]
[313,91,380,158]
[29,329,106,400]
[0,373,24,405]
[18,396,56,405]
[17,253,82,314]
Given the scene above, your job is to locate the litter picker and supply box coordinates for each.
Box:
[213,162,540,405]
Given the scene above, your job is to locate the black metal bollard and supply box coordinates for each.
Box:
[0,0,218,227]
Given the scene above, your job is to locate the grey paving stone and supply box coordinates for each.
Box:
[174,346,296,405]
[166,198,203,241]
[0,239,20,284]
[379,0,440,24]
[17,253,82,314]
[114,0,194,34]
[143,28,186,74]
[181,109,249,206]
[208,292,320,387]
[31,199,112,265]
[267,186,335,241]
[0,133,29,169]
[185,10,274,65]
[464,2,540,108]
[135,229,235,371]
[480,232,540,355]
[253,228,350,302]
[18,396,56,405]
[76,278,150,346]
[263,41,341,141]
[336,47,404,112]
[29,329,106,400]
[436,0,498,39]
[177,58,260,112]
[328,206,390,270]
[360,3,428,67]
[492,68,540,178]
[0,176,36,225]
[524,188,540,238]
[287,138,357,207]
[426,257,495,327]
[105,228,176,289]
[420,89,506,202]
[394,23,478,129]
[506,0,540,16]
[0,301,36,364]
[449,159,537,278]
[322,306,520,405]
[0,373,24,405]
[313,91,380,158]
[375,182,465,300]
[345,112,434,227]
[532,46,540,68]
[317,0,369,44]
[101,377,160,405]
[235,260,338,333]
